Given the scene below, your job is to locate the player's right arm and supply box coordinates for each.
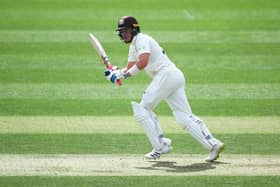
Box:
[124,53,150,77]
[123,61,136,72]
[105,37,150,82]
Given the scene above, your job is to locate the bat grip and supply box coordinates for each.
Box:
[107,65,122,86]
[116,79,122,86]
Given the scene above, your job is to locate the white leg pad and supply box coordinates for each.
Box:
[148,110,164,140]
[173,111,220,150]
[131,102,161,151]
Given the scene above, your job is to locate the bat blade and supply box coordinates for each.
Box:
[88,33,108,66]
[88,33,122,86]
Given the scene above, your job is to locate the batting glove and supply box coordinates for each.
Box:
[104,69,127,84]
[104,69,112,81]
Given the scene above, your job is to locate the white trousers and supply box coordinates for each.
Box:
[140,65,190,115]
[140,65,220,150]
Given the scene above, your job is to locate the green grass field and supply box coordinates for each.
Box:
[1,0,280,186]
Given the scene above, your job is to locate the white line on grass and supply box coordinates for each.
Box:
[0,154,279,176]
[183,10,194,20]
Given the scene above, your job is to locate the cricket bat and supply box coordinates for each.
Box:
[88,33,122,86]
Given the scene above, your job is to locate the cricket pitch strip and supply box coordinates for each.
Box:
[0,154,279,176]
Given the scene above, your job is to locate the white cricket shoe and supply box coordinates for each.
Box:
[145,150,161,159]
[205,142,225,162]
[145,138,173,159]
[161,137,173,154]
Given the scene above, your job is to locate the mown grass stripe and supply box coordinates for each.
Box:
[1,43,279,56]
[0,116,279,134]
[2,8,280,22]
[1,69,279,84]
[0,134,279,154]
[2,0,280,31]
[2,9,280,19]
[0,99,279,116]
[1,0,279,11]
[1,83,279,99]
[1,55,279,71]
[0,176,279,187]
[2,19,280,30]
[1,31,280,43]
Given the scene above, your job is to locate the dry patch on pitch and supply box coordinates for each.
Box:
[0,154,279,176]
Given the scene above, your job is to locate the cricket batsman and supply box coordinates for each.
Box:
[105,16,224,161]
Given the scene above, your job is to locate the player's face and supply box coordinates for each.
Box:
[119,28,132,43]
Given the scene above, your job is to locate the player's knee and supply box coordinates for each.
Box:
[131,101,149,122]
[141,93,158,111]
[173,111,190,130]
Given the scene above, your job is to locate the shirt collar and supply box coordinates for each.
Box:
[131,33,140,45]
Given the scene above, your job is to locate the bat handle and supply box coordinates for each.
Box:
[116,79,122,86]
[107,65,122,86]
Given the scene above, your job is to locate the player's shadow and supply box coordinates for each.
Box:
[136,160,229,173]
